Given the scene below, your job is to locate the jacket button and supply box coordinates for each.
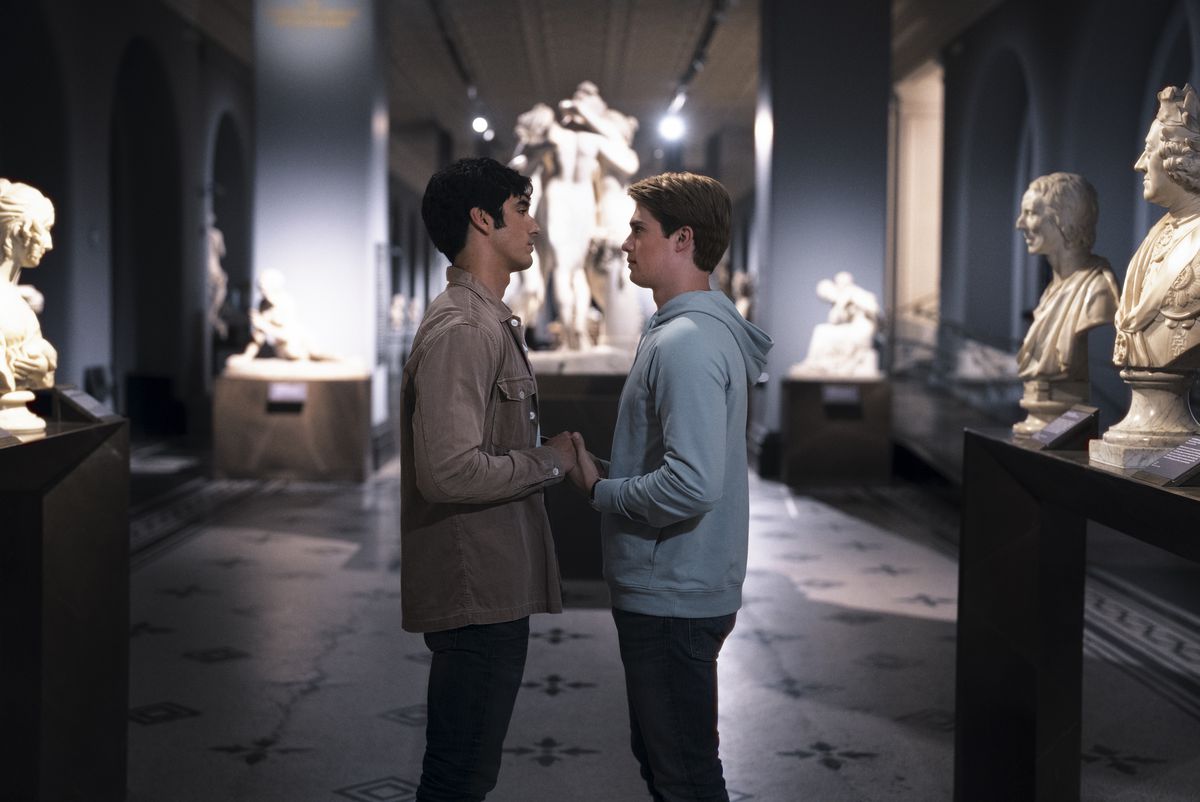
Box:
[529,411,536,421]
[552,467,560,477]
[509,319,519,327]
[518,389,526,399]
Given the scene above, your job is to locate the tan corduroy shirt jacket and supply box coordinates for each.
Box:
[399,266,565,633]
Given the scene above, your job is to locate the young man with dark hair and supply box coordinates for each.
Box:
[402,157,578,801]
[569,171,773,802]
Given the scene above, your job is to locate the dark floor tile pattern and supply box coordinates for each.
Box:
[503,736,600,766]
[778,742,879,771]
[1080,745,1169,776]
[182,646,251,663]
[529,627,592,645]
[521,673,598,696]
[379,704,427,727]
[128,701,201,726]
[333,776,419,801]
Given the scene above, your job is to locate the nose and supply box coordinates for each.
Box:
[621,234,633,253]
[1134,150,1148,172]
[43,232,53,251]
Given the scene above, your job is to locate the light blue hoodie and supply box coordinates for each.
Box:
[592,290,774,617]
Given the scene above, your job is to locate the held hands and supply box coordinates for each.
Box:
[544,431,579,474]
[566,432,602,496]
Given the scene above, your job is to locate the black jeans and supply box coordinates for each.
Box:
[612,608,737,802]
[416,617,530,802]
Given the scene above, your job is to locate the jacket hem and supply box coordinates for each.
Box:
[607,584,742,618]
[402,600,561,634]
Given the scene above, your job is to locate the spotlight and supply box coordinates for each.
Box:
[482,129,496,142]
[472,116,489,134]
[658,114,685,142]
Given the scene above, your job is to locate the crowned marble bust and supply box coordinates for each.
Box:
[1092,84,1200,467]
[1012,172,1118,434]
[0,179,57,434]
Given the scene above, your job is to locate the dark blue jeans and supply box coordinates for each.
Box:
[613,608,737,802]
[416,617,530,802]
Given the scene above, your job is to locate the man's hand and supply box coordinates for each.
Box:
[567,432,601,496]
[544,431,578,474]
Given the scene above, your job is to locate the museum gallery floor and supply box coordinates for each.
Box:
[122,454,1200,801]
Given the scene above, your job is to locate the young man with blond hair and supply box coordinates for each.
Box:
[569,171,773,801]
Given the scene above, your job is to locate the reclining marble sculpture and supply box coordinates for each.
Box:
[0,179,57,434]
[1092,84,1200,467]
[1012,172,1119,434]
[790,271,881,378]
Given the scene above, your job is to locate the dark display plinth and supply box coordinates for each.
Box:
[781,377,892,486]
[956,429,1200,802]
[534,372,625,581]
[214,374,371,482]
[0,388,130,802]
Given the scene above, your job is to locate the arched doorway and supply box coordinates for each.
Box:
[110,38,184,434]
[962,48,1033,351]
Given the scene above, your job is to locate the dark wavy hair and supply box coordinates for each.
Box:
[421,158,532,262]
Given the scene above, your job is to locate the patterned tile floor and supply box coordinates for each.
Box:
[125,462,1200,801]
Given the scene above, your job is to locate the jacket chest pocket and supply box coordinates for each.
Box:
[491,375,537,452]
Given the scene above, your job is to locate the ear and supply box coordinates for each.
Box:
[468,206,493,235]
[673,225,694,253]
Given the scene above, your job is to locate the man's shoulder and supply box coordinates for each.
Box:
[412,293,502,354]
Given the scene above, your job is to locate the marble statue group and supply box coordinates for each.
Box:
[505,81,650,352]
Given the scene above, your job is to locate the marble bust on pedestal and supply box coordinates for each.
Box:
[1092,84,1200,467]
[789,271,881,378]
[0,179,57,434]
[1012,173,1118,434]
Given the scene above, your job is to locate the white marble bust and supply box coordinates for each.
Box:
[1012,172,1118,434]
[0,179,57,434]
[1093,84,1200,467]
[790,271,881,378]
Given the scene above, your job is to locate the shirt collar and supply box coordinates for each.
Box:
[445,265,517,324]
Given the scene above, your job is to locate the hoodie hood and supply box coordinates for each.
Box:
[649,290,773,385]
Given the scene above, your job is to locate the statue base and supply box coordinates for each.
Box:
[1089,369,1200,468]
[1013,379,1087,436]
[0,390,47,434]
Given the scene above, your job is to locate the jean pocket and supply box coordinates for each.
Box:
[687,613,736,661]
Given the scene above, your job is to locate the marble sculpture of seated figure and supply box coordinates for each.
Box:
[791,271,880,377]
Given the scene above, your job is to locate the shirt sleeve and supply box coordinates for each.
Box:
[592,327,729,527]
[411,322,565,504]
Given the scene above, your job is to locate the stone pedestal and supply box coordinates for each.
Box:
[1089,369,1200,468]
[214,372,371,481]
[1013,379,1086,435]
[0,388,129,802]
[534,371,624,581]
[781,377,892,486]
